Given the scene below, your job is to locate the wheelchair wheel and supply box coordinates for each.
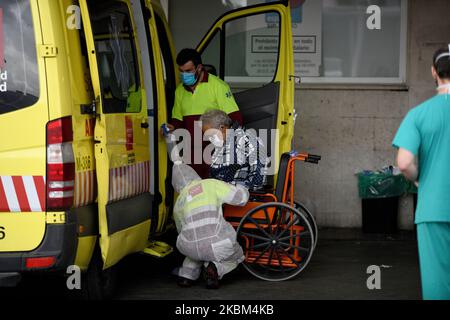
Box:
[236,202,314,281]
[294,201,318,250]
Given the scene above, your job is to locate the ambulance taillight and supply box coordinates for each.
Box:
[46,117,75,211]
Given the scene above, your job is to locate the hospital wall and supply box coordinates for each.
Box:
[294,0,450,229]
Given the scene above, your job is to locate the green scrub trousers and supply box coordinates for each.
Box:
[417,222,450,300]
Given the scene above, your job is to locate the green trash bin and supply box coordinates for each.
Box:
[357,171,409,234]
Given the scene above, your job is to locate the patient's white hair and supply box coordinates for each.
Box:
[200,109,233,129]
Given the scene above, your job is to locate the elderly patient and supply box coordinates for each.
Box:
[172,163,249,289]
[200,109,268,191]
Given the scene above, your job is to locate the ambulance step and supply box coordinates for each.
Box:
[141,241,173,258]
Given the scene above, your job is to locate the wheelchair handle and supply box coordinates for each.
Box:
[307,154,321,161]
[305,158,319,164]
[304,154,321,164]
[292,152,321,164]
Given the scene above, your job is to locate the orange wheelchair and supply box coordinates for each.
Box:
[223,151,321,281]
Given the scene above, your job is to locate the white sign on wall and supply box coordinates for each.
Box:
[244,0,323,78]
[292,0,322,77]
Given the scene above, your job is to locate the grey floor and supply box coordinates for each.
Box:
[114,228,421,300]
[0,228,421,300]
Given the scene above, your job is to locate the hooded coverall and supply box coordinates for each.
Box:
[172,164,249,281]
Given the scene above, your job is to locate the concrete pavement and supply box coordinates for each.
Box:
[0,228,421,300]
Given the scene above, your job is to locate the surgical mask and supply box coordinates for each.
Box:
[180,67,199,86]
[209,134,224,148]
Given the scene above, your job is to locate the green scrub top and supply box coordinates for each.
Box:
[392,94,450,223]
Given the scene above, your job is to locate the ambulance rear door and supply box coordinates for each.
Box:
[0,0,48,253]
[140,0,178,234]
[79,0,153,269]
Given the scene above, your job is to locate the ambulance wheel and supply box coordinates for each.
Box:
[81,248,118,300]
[293,201,318,250]
[236,202,314,281]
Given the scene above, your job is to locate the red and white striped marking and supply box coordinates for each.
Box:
[0,176,46,212]
[73,170,96,208]
[108,161,150,203]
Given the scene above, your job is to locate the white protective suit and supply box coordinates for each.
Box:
[172,163,249,280]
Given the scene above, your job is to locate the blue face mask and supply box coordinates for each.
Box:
[180,68,199,86]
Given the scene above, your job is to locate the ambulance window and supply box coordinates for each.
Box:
[224,12,280,85]
[200,30,221,77]
[0,0,39,115]
[75,5,94,99]
[87,1,142,114]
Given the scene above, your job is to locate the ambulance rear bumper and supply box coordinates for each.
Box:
[0,221,78,285]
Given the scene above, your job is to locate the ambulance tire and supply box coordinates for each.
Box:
[80,248,118,300]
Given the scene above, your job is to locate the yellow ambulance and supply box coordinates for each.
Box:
[0,0,294,298]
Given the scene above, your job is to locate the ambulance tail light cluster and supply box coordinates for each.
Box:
[46,117,75,211]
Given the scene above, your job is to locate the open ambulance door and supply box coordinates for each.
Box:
[137,0,179,235]
[80,0,153,269]
[196,0,295,173]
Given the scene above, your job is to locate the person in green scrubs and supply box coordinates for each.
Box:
[392,46,450,300]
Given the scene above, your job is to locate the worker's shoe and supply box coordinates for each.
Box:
[203,262,219,289]
[177,276,194,288]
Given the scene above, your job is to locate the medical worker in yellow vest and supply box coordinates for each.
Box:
[172,163,249,289]
[166,48,243,178]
